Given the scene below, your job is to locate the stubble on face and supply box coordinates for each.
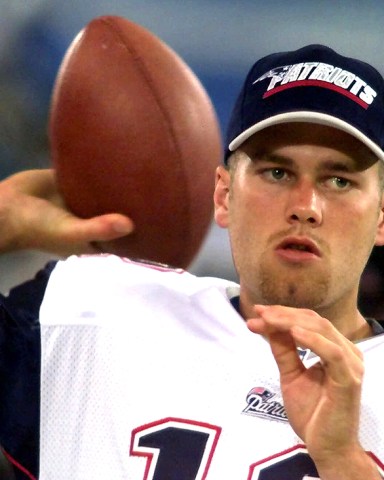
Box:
[257,256,330,309]
[227,156,333,310]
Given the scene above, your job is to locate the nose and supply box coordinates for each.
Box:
[285,180,323,226]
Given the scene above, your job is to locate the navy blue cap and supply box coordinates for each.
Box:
[225,44,384,163]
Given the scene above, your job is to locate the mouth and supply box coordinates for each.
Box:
[275,237,321,260]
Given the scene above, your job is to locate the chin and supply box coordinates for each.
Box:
[260,278,328,310]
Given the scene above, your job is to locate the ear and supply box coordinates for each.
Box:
[375,194,384,246]
[213,165,231,228]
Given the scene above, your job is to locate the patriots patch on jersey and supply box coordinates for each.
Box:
[242,387,288,422]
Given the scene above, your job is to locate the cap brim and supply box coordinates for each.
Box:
[228,111,384,163]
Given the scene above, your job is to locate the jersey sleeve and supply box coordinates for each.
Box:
[0,261,56,479]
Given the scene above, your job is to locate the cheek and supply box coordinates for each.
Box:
[328,199,379,267]
[227,189,277,255]
[337,196,380,234]
[230,179,277,217]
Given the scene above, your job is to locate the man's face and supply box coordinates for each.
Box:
[214,123,384,317]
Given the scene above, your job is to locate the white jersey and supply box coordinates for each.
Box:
[38,254,384,479]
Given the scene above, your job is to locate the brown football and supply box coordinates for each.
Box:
[49,15,222,268]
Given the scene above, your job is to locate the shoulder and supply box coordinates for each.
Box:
[47,254,237,296]
[40,254,239,327]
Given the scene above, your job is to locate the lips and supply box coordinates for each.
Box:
[275,236,321,257]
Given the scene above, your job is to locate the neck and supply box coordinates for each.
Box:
[315,301,372,341]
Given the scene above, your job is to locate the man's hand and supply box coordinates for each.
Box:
[247,305,381,480]
[0,169,134,256]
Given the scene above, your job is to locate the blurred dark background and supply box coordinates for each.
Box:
[1,0,384,318]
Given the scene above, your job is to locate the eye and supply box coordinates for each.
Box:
[262,168,289,182]
[327,176,351,190]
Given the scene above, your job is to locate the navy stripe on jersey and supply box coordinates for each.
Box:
[0,261,56,479]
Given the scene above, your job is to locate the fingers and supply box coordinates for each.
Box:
[28,211,135,256]
[248,304,359,356]
[9,169,135,243]
[0,169,135,256]
[57,213,135,243]
[289,323,364,386]
[247,305,364,385]
[267,329,305,381]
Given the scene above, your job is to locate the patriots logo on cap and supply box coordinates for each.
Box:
[253,65,291,84]
[253,61,377,109]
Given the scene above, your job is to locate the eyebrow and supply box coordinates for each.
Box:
[252,153,294,167]
[320,160,357,173]
[251,152,358,173]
